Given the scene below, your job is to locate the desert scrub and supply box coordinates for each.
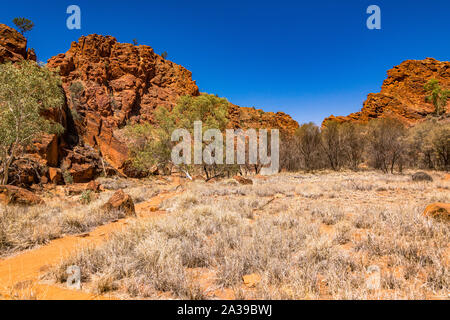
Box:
[0,193,126,256]
[47,172,450,299]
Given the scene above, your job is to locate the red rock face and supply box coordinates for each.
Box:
[47,34,299,173]
[47,34,200,172]
[323,58,450,126]
[0,23,36,63]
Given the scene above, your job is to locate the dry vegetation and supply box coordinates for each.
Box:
[45,171,449,300]
[0,178,160,256]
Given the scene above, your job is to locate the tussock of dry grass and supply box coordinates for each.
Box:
[0,180,160,256]
[47,171,449,299]
[0,192,126,256]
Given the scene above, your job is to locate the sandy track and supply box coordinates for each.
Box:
[0,183,182,300]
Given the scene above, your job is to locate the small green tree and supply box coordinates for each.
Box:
[132,39,138,46]
[0,61,65,184]
[161,52,168,60]
[12,17,34,35]
[424,79,450,116]
[126,94,230,178]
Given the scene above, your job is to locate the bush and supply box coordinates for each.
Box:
[0,61,64,184]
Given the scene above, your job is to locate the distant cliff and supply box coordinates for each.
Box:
[323,58,450,126]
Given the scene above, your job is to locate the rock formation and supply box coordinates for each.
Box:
[47,34,298,173]
[1,25,298,184]
[323,58,450,126]
[0,23,36,63]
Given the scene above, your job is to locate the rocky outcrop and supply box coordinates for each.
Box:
[0,24,36,63]
[47,34,299,174]
[1,26,298,184]
[323,58,450,126]
[228,104,298,135]
[47,34,200,172]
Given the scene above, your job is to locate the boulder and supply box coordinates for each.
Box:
[86,180,101,193]
[242,273,261,288]
[102,190,135,216]
[423,203,450,220]
[0,185,43,206]
[69,163,96,183]
[412,172,433,182]
[233,175,253,185]
[48,167,63,184]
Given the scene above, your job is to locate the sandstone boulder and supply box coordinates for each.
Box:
[86,180,101,193]
[0,185,43,206]
[423,203,450,220]
[48,168,63,184]
[233,175,253,185]
[242,273,261,288]
[102,190,135,216]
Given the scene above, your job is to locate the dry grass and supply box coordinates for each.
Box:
[0,180,160,257]
[46,170,449,299]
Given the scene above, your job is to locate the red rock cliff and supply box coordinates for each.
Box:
[47,34,298,172]
[323,58,450,126]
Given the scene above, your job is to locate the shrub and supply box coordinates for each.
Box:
[0,61,64,184]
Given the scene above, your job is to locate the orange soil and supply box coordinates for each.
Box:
[0,181,182,300]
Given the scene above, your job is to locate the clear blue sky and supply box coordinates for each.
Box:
[1,0,449,125]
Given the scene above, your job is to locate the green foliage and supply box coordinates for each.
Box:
[161,52,168,60]
[80,190,93,204]
[12,17,34,35]
[0,61,65,184]
[125,94,230,177]
[424,79,450,116]
[69,81,84,114]
[132,39,138,46]
[63,170,74,185]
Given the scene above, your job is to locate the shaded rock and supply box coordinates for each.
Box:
[69,163,96,183]
[34,134,59,167]
[423,203,450,220]
[233,175,253,185]
[7,156,47,187]
[48,168,63,184]
[412,171,433,182]
[102,190,135,216]
[0,185,43,206]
